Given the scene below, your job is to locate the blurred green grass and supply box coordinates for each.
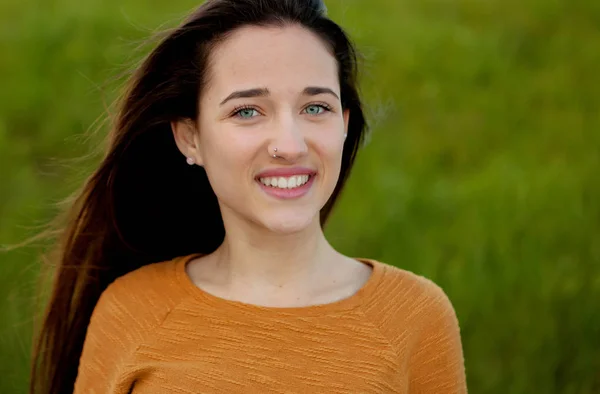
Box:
[1,0,599,393]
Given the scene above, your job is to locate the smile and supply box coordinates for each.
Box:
[258,175,310,189]
[255,174,316,200]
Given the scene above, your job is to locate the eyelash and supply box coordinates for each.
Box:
[230,102,333,119]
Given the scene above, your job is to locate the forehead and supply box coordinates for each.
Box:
[205,24,339,97]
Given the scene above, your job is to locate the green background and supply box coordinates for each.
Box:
[1,0,599,392]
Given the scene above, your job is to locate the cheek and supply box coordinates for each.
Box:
[201,132,258,190]
[313,130,345,165]
[309,133,345,197]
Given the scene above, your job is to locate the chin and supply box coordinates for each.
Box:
[262,212,318,234]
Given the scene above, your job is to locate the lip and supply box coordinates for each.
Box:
[255,166,317,179]
[256,173,316,200]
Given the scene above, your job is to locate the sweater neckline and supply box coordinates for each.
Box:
[173,253,387,316]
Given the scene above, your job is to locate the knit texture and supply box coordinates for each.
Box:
[74,254,467,393]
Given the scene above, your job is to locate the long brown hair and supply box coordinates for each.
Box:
[29,0,368,392]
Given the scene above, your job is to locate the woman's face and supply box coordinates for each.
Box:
[175,24,349,234]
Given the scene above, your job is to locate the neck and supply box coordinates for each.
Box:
[211,214,340,291]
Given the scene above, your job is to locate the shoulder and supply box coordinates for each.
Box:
[91,256,189,333]
[380,262,455,313]
[359,260,467,390]
[363,260,459,333]
[76,257,191,389]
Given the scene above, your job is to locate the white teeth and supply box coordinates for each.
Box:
[258,175,310,189]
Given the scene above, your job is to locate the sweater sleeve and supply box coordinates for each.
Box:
[73,278,144,394]
[408,284,467,394]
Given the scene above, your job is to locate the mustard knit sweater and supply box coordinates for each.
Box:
[74,254,467,393]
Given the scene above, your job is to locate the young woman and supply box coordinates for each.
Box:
[30,0,467,392]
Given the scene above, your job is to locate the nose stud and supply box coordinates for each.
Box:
[272,147,279,159]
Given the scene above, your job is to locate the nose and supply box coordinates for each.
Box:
[268,112,308,162]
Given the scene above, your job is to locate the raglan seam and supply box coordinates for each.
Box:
[118,292,194,384]
[356,306,404,362]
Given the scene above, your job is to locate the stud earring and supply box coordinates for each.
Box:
[186,157,195,165]
[344,133,347,139]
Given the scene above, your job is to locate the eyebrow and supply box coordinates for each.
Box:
[219,86,340,106]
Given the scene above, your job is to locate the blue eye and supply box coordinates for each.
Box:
[305,105,324,115]
[304,104,332,116]
[233,107,259,119]
[231,104,331,119]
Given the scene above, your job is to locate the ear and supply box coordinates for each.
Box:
[171,119,204,166]
[343,109,350,136]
